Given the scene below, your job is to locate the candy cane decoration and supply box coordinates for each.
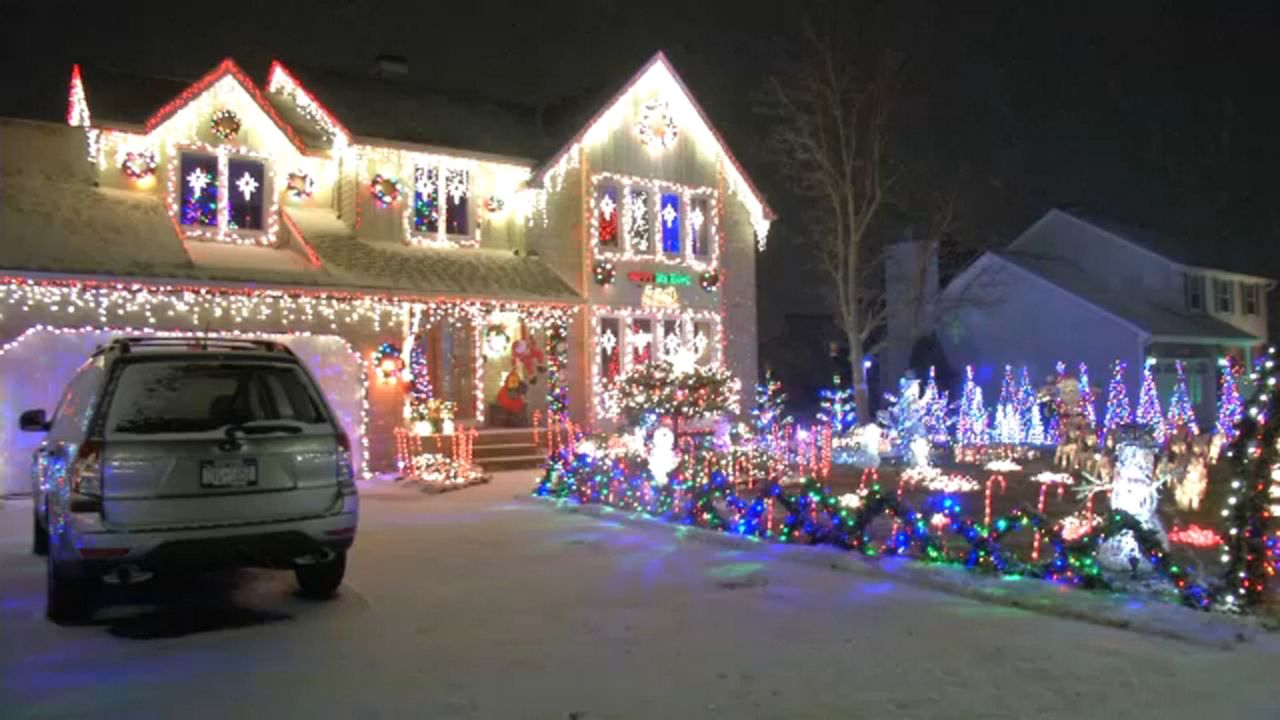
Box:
[984,474,1007,528]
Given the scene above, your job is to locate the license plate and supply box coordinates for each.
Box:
[200,459,258,488]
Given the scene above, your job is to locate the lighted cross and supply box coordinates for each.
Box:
[599,329,618,355]
[186,168,210,198]
[689,205,705,230]
[235,171,259,202]
[661,202,677,229]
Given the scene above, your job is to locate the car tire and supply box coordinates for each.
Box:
[46,548,95,625]
[32,507,48,556]
[295,551,346,599]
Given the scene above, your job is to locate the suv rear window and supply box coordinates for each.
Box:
[105,361,329,434]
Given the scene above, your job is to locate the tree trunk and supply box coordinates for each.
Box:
[847,328,870,423]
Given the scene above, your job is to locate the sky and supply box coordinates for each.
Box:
[2,0,1277,335]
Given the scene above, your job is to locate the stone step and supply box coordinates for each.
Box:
[471,427,541,447]
[475,454,547,472]
[471,442,544,460]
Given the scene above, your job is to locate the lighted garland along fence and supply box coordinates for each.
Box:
[535,451,1224,610]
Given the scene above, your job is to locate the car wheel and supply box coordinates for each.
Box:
[46,547,95,625]
[295,551,346,599]
[32,507,48,556]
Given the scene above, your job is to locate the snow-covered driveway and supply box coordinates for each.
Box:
[1,473,1277,719]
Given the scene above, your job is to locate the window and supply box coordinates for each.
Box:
[627,188,652,254]
[1184,273,1206,312]
[50,360,104,441]
[659,192,681,255]
[227,158,265,230]
[693,321,713,363]
[178,150,269,239]
[597,184,620,248]
[629,318,654,365]
[1242,282,1260,315]
[599,317,621,381]
[1213,277,1234,313]
[690,197,710,257]
[409,165,470,242]
[180,153,219,227]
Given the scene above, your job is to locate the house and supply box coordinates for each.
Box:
[0,53,774,494]
[935,209,1271,426]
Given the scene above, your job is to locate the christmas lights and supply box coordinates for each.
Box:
[590,172,719,271]
[1215,358,1243,443]
[1101,360,1132,442]
[955,365,989,447]
[593,260,616,286]
[1137,358,1166,444]
[286,170,314,199]
[121,150,158,180]
[1078,362,1098,431]
[923,366,950,446]
[166,141,280,246]
[210,108,242,140]
[1166,360,1200,436]
[370,174,402,208]
[635,98,680,152]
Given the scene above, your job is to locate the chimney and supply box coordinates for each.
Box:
[373,55,409,79]
[881,235,940,388]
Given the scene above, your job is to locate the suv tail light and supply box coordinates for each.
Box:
[69,439,104,511]
[335,431,356,492]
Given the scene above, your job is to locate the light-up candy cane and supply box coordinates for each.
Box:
[984,474,1006,528]
[532,409,542,448]
[859,467,877,491]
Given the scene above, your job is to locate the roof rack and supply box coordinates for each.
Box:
[102,337,296,356]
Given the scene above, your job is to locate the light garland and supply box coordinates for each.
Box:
[120,150,158,180]
[1168,524,1224,548]
[287,170,314,199]
[369,173,402,208]
[210,108,242,140]
[265,61,352,151]
[1030,471,1075,485]
[166,141,280,246]
[66,64,91,127]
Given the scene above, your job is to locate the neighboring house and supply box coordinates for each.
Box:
[0,53,774,493]
[936,209,1271,426]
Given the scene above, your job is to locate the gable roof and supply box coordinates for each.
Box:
[990,249,1258,343]
[1040,209,1269,280]
[531,52,776,223]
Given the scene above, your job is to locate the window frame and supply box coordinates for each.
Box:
[1184,273,1206,312]
[1242,282,1260,316]
[170,144,277,246]
[1212,277,1235,314]
[404,162,477,248]
[589,172,719,271]
[591,309,722,420]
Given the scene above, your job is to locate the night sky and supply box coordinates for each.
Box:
[3,0,1278,338]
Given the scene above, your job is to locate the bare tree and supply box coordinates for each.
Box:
[758,21,903,420]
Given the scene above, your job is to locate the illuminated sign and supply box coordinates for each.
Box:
[627,270,692,287]
[641,286,681,310]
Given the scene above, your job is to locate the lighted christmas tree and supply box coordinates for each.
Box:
[881,375,928,461]
[1165,360,1199,436]
[1078,362,1098,430]
[752,368,792,437]
[1215,359,1243,443]
[1100,359,1132,442]
[923,366,950,445]
[994,365,1019,444]
[955,365,989,446]
[1015,366,1035,443]
[1025,398,1046,445]
[817,374,857,436]
[1137,358,1166,444]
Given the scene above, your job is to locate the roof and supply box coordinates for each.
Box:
[1053,209,1267,279]
[0,119,578,302]
[275,62,551,160]
[75,65,193,128]
[991,249,1259,342]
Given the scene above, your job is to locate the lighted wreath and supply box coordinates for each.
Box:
[483,326,511,359]
[372,342,405,383]
[635,98,679,152]
[593,260,616,286]
[210,109,242,141]
[485,195,505,213]
[120,150,158,180]
[699,270,720,292]
[287,171,314,199]
[369,174,402,207]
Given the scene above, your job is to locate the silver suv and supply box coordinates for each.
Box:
[24,337,359,623]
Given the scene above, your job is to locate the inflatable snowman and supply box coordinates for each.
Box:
[648,424,680,487]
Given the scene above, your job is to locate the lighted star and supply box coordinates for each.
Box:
[598,193,616,220]
[661,202,678,229]
[235,171,259,202]
[599,329,617,355]
[628,330,653,352]
[187,169,211,198]
[689,205,705,230]
[662,331,683,358]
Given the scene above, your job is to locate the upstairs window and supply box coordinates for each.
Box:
[599,317,621,381]
[227,158,265,231]
[690,197,710,257]
[629,318,654,366]
[1184,273,1206,312]
[1213,277,1234,314]
[1242,282,1260,315]
[180,153,218,227]
[596,184,620,249]
[627,188,652,254]
[408,164,470,245]
[659,192,681,255]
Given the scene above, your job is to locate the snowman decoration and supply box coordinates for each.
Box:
[648,423,680,487]
[1087,427,1168,573]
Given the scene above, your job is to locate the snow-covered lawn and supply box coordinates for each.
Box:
[1,475,1277,718]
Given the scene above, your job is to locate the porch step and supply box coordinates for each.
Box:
[472,427,540,446]
[472,442,547,460]
[475,454,547,472]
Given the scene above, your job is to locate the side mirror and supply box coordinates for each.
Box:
[20,409,50,432]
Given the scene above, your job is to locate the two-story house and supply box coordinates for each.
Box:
[935,209,1271,425]
[0,53,774,493]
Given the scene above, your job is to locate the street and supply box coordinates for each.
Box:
[1,473,1277,719]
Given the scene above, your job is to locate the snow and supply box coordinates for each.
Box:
[2,472,1278,716]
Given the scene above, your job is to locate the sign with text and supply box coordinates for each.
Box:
[627,270,692,287]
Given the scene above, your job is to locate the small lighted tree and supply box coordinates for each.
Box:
[1078,362,1098,431]
[994,365,1019,444]
[955,365,989,447]
[752,368,792,437]
[1137,358,1166,444]
[923,366,950,445]
[1215,359,1243,443]
[817,374,857,435]
[1165,360,1199,436]
[1101,359,1132,443]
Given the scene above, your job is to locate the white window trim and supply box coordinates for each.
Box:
[1213,277,1234,314]
[404,163,478,248]
[169,144,278,246]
